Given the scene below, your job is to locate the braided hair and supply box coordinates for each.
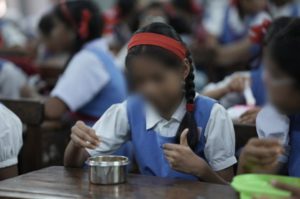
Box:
[126,23,199,150]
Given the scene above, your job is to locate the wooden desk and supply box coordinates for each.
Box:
[0,166,238,199]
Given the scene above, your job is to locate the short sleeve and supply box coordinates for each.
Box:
[204,104,237,171]
[86,101,130,156]
[51,50,110,111]
[0,104,23,168]
[256,105,290,141]
[203,0,228,37]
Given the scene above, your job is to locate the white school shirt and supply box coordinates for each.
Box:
[269,2,300,18]
[0,61,27,99]
[256,104,290,163]
[87,97,237,171]
[0,104,23,168]
[51,38,111,111]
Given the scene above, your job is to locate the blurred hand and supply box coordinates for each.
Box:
[70,121,100,149]
[238,138,284,174]
[253,181,300,199]
[239,107,261,125]
[163,129,208,176]
[226,75,248,93]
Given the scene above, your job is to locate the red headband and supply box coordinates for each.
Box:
[128,33,187,60]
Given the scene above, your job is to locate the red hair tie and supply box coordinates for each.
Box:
[186,103,195,112]
[128,32,187,60]
[79,9,92,39]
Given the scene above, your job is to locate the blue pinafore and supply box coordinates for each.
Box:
[74,44,127,124]
[251,66,266,106]
[126,95,216,179]
[288,114,300,177]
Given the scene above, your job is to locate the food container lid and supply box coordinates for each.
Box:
[231,174,300,198]
[86,155,129,167]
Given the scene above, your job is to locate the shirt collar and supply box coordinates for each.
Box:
[145,98,186,130]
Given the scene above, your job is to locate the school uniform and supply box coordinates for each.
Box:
[270,2,300,18]
[287,114,300,177]
[51,38,127,124]
[0,104,23,169]
[256,105,300,177]
[203,2,270,45]
[0,59,27,99]
[87,95,237,179]
[250,66,266,106]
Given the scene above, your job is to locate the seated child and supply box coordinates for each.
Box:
[0,104,22,180]
[64,22,237,184]
[238,17,300,198]
[24,1,127,124]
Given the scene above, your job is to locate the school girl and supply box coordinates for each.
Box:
[35,1,127,123]
[64,22,237,184]
[238,18,300,198]
[203,0,271,71]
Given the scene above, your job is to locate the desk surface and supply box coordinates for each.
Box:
[0,166,238,199]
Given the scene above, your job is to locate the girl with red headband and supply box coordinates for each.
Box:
[30,1,127,124]
[65,22,236,184]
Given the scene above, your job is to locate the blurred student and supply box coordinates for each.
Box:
[203,17,289,125]
[0,59,27,98]
[238,18,300,198]
[202,0,270,79]
[0,104,22,180]
[25,1,127,124]
[64,23,236,184]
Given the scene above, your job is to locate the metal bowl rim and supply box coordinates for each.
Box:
[86,155,129,166]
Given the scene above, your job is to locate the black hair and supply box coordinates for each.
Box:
[38,13,55,37]
[171,0,196,13]
[52,0,104,54]
[268,18,300,89]
[263,17,294,46]
[117,0,137,18]
[125,23,199,150]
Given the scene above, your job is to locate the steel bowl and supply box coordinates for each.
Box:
[86,155,129,185]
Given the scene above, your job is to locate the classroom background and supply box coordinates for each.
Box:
[0,0,300,198]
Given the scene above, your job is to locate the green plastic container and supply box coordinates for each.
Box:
[231,174,300,199]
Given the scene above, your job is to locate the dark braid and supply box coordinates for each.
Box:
[126,22,199,150]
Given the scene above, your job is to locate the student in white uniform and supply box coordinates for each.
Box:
[0,59,27,99]
[64,23,236,184]
[238,18,300,198]
[30,1,127,124]
[203,0,271,71]
[0,104,22,180]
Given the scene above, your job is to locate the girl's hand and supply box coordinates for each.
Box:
[163,129,208,177]
[226,75,248,93]
[272,181,300,199]
[238,138,284,174]
[70,121,100,149]
[253,181,300,199]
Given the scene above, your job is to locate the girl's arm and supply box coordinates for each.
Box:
[163,129,230,184]
[64,102,130,167]
[64,121,98,167]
